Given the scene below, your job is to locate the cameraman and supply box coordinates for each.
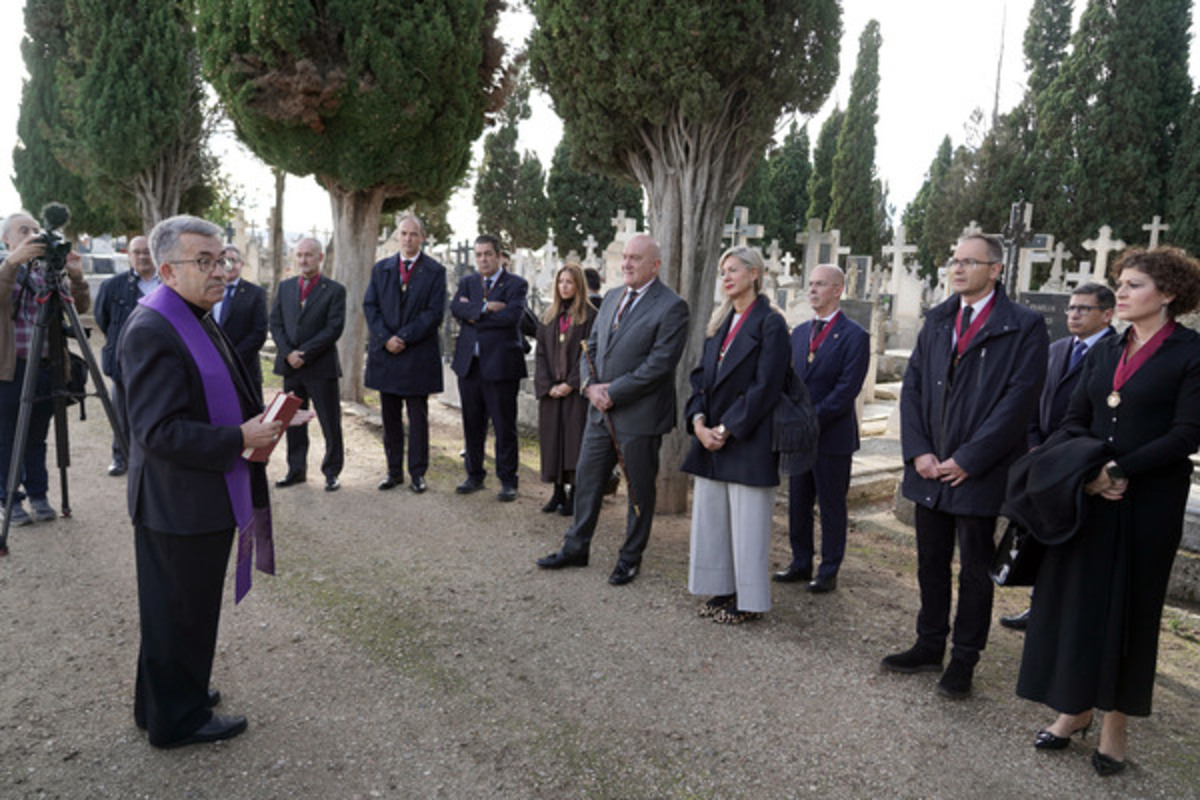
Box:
[0,212,91,525]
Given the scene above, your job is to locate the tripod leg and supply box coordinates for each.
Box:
[61,298,126,456]
[1,320,48,553]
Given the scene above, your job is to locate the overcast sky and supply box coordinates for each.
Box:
[1,2,1197,246]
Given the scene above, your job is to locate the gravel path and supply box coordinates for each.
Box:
[1,396,1198,799]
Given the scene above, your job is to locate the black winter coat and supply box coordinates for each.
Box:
[900,283,1048,515]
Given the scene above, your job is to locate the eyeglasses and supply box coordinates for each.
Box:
[1066,304,1104,314]
[946,258,997,270]
[169,256,232,274]
[130,249,151,256]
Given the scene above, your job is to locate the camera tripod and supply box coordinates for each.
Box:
[0,268,123,555]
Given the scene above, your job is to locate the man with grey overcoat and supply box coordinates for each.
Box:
[536,233,690,586]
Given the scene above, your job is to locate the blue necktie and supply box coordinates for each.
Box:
[1068,339,1087,370]
[218,285,234,326]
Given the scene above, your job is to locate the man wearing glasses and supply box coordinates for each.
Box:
[883,234,1048,699]
[214,245,268,405]
[95,235,159,476]
[118,214,299,747]
[269,237,347,492]
[999,282,1116,631]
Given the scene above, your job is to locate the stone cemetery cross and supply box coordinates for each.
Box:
[796,218,837,284]
[779,252,797,276]
[583,233,599,267]
[1142,215,1170,249]
[1082,225,1127,283]
[610,209,629,239]
[723,205,765,248]
[542,232,558,265]
[881,224,918,282]
[960,220,983,238]
[1040,241,1073,292]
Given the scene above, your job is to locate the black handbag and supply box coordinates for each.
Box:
[773,365,820,476]
[990,518,1045,587]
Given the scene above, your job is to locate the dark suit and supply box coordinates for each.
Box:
[558,279,689,565]
[95,270,160,464]
[786,310,870,579]
[218,278,269,404]
[363,252,447,481]
[269,273,346,480]
[1027,327,1116,447]
[899,283,1047,666]
[450,269,528,487]
[118,288,266,747]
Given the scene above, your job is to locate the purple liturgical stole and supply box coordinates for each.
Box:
[140,286,274,603]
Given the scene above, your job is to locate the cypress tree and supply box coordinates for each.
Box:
[828,20,882,258]
[806,107,843,227]
[546,137,644,256]
[769,123,813,252]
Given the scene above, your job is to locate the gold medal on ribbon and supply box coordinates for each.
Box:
[1107,391,1121,408]
[807,352,815,363]
[558,333,566,343]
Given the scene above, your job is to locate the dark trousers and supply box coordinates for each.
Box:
[380,393,429,480]
[133,524,232,746]
[110,377,127,466]
[787,451,852,579]
[562,420,660,566]
[457,360,519,486]
[0,358,53,504]
[914,505,996,667]
[282,372,343,479]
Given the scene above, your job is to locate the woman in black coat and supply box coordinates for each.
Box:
[534,263,594,515]
[1017,247,1200,776]
[682,246,790,623]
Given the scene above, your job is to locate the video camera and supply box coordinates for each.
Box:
[32,202,73,278]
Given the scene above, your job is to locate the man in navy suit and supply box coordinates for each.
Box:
[94,234,160,476]
[269,237,347,492]
[1000,282,1115,630]
[215,245,268,405]
[775,264,870,594]
[450,234,528,501]
[364,214,446,494]
[119,214,286,748]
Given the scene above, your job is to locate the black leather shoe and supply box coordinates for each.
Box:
[324,476,340,492]
[377,475,403,490]
[207,688,221,708]
[157,713,248,749]
[455,477,484,494]
[498,485,518,502]
[410,476,427,494]
[881,644,944,674]
[1034,715,1092,750]
[536,549,588,569]
[772,565,812,583]
[608,560,639,586]
[275,473,306,487]
[807,574,838,594]
[936,659,974,699]
[1092,750,1126,776]
[1000,608,1031,630]
[107,461,127,477]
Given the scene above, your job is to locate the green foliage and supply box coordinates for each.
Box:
[768,122,813,249]
[529,0,841,184]
[731,155,777,245]
[197,0,505,207]
[412,198,454,245]
[59,0,209,228]
[474,122,521,241]
[806,107,843,226]
[1169,93,1200,254]
[829,20,882,259]
[1023,0,1073,98]
[546,137,643,256]
[13,0,140,234]
[511,154,551,248]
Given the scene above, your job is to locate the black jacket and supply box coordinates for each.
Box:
[901,283,1049,515]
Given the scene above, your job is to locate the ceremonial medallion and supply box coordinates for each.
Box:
[1107,391,1121,408]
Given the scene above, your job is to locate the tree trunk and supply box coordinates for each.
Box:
[269,169,286,308]
[625,108,761,513]
[327,183,386,403]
